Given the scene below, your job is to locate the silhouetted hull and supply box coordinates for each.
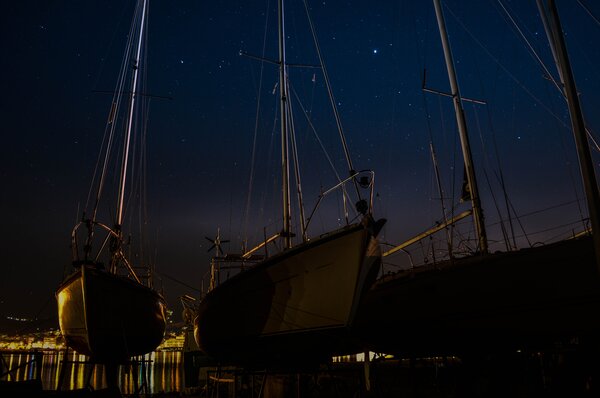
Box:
[194,223,381,366]
[57,265,166,363]
[356,235,600,356]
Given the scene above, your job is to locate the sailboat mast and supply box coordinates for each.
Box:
[116,0,148,229]
[278,0,292,249]
[432,0,488,254]
[539,0,600,270]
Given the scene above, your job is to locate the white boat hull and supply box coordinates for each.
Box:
[194,222,382,365]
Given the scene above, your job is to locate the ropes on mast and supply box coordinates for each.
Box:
[420,77,454,256]
[497,0,600,153]
[86,0,145,226]
[79,1,144,265]
[288,83,354,223]
[286,84,308,241]
[242,0,272,245]
[442,4,574,141]
[496,0,563,94]
[74,0,150,282]
[301,0,362,202]
[577,0,600,28]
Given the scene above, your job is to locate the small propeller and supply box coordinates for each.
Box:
[205,228,229,256]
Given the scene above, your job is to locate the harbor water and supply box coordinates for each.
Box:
[1,350,183,394]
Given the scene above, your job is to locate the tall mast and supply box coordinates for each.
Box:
[116,0,148,229]
[538,0,600,271]
[278,0,292,249]
[432,0,488,254]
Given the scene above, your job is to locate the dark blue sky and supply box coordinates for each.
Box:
[1,0,599,328]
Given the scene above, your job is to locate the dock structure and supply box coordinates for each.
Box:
[191,344,600,398]
[2,343,600,396]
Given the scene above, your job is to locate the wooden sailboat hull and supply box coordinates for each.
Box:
[56,265,166,363]
[356,235,600,356]
[194,223,381,365]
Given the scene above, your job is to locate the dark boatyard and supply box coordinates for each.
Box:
[2,0,600,396]
[2,346,600,397]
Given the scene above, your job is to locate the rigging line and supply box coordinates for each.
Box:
[497,182,532,248]
[545,225,589,243]
[91,1,133,99]
[495,0,563,94]
[483,168,510,250]
[88,0,142,222]
[485,103,518,249]
[475,46,520,249]
[301,74,318,186]
[109,0,146,274]
[471,104,511,251]
[86,26,136,218]
[511,219,589,241]
[440,94,459,245]
[92,90,173,101]
[85,1,134,212]
[421,83,452,255]
[516,199,582,222]
[286,85,307,240]
[288,83,355,224]
[288,84,341,182]
[116,0,148,229]
[83,3,140,263]
[485,202,583,242]
[414,3,448,240]
[253,93,280,246]
[468,44,514,251]
[105,5,141,222]
[243,0,271,243]
[577,0,600,28]
[301,0,360,198]
[288,83,354,214]
[443,3,572,135]
[123,21,149,253]
[502,0,600,154]
[471,44,519,250]
[142,70,150,224]
[532,0,600,154]
[153,270,201,293]
[136,57,151,272]
[538,60,587,230]
[586,128,600,152]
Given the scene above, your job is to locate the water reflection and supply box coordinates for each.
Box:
[1,350,183,394]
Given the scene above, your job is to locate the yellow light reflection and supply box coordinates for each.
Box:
[56,290,70,332]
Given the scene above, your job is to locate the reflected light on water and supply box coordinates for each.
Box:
[1,350,183,394]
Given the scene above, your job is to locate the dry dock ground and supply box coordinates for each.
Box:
[2,346,599,397]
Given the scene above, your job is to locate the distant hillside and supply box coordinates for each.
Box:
[0,315,58,335]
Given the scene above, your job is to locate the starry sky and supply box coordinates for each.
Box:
[1,0,599,330]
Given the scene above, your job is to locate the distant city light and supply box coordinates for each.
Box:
[6,316,30,322]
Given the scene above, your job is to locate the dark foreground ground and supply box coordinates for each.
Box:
[2,346,599,397]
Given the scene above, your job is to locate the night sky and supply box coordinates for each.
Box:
[1,0,599,330]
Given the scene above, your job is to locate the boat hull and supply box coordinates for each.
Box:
[194,223,381,365]
[57,265,166,363]
[356,236,600,356]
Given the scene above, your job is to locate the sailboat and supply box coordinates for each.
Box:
[355,0,600,357]
[193,0,385,366]
[56,0,166,365]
